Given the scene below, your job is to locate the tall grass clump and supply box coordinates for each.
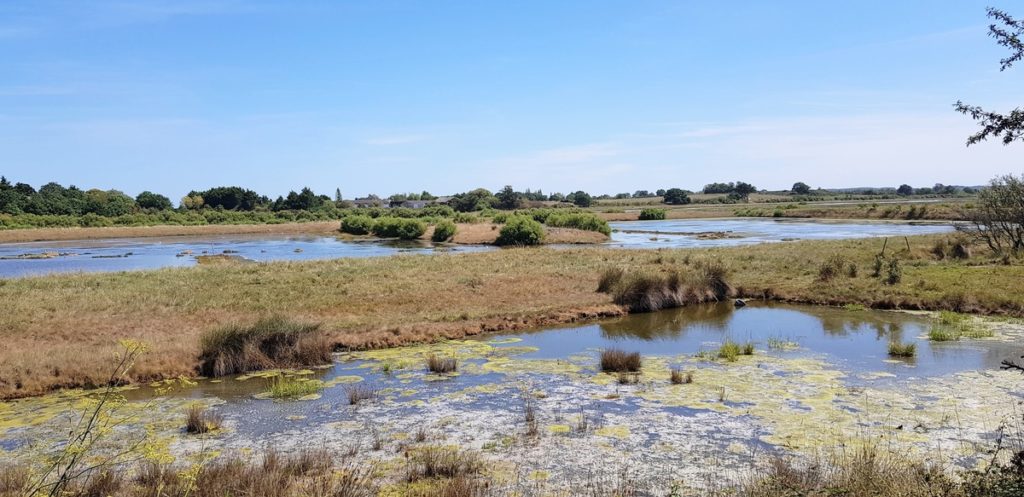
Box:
[426,354,457,374]
[717,340,742,362]
[185,404,223,434]
[267,376,324,399]
[670,368,693,384]
[495,216,545,246]
[600,348,642,373]
[638,208,666,220]
[887,341,916,358]
[339,215,374,235]
[346,384,379,405]
[198,316,332,377]
[817,255,852,281]
[599,260,734,313]
[431,219,457,242]
[405,446,483,482]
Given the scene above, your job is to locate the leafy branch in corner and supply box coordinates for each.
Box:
[954,7,1024,146]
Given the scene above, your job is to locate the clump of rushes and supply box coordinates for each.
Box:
[669,368,693,385]
[267,376,324,399]
[742,342,755,355]
[617,372,640,385]
[717,340,742,362]
[887,341,916,358]
[405,446,483,481]
[426,354,457,374]
[599,260,734,313]
[346,384,379,405]
[185,404,223,434]
[600,348,642,373]
[199,315,332,377]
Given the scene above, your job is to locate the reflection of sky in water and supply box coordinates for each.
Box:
[0,219,952,277]
[107,303,1022,442]
[608,218,954,248]
[0,234,493,278]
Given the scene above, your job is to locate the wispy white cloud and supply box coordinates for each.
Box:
[365,134,429,146]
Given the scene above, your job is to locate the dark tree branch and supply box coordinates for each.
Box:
[1002,355,1024,373]
[988,7,1024,70]
[956,8,1024,146]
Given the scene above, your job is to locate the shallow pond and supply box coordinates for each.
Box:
[608,218,954,249]
[2,303,1021,489]
[0,219,954,277]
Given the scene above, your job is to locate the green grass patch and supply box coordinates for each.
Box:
[267,376,324,399]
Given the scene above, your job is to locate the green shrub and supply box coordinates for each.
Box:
[887,341,916,358]
[340,215,374,235]
[638,208,666,220]
[372,217,426,239]
[431,219,457,242]
[543,211,611,235]
[495,216,545,246]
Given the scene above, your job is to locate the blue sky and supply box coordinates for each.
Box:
[1,1,1021,200]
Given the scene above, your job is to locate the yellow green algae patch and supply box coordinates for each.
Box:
[323,375,364,387]
[594,425,630,439]
[547,424,571,434]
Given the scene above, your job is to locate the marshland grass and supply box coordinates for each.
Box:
[346,384,379,405]
[3,234,1024,399]
[426,354,458,374]
[267,376,324,399]
[198,316,332,377]
[887,341,917,358]
[928,311,994,341]
[184,404,223,434]
[597,259,734,312]
[600,349,642,372]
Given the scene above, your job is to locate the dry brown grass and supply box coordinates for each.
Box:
[426,354,458,373]
[0,221,343,243]
[600,349,642,372]
[184,404,223,434]
[1,234,1023,399]
[198,316,332,377]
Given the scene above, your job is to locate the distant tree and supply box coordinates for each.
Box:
[633,190,651,198]
[420,191,436,200]
[190,186,263,210]
[897,184,914,196]
[496,185,522,210]
[450,188,496,212]
[570,191,592,207]
[955,8,1024,145]
[960,173,1024,253]
[181,195,204,210]
[136,191,173,211]
[335,188,343,202]
[277,187,322,211]
[915,187,934,195]
[662,188,691,205]
[548,192,565,202]
[703,182,735,194]
[655,189,666,196]
[733,182,758,198]
[0,176,9,190]
[614,192,631,199]
[791,182,811,195]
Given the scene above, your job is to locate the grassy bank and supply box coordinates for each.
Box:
[1,233,1022,398]
[596,199,971,222]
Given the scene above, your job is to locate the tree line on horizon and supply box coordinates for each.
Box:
[0,175,982,218]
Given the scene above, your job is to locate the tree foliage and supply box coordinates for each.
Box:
[791,182,811,195]
[958,173,1024,253]
[662,188,691,205]
[955,7,1024,145]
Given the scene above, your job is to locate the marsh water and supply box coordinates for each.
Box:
[0,219,954,277]
[2,302,1021,486]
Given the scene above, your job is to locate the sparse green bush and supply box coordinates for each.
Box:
[340,215,374,235]
[543,211,611,236]
[717,341,742,362]
[886,257,903,285]
[372,217,426,239]
[431,219,457,242]
[639,208,666,220]
[495,216,545,246]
